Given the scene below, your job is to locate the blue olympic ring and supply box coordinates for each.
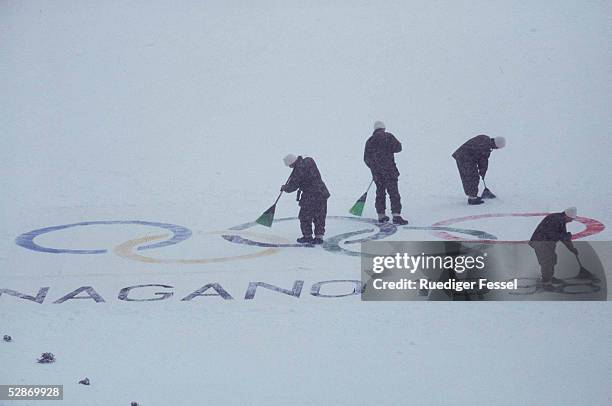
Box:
[15,221,192,254]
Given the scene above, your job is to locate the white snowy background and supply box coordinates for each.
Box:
[1,1,611,405]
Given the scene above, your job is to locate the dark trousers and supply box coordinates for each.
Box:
[374,177,402,215]
[529,241,557,281]
[455,159,479,197]
[299,199,327,237]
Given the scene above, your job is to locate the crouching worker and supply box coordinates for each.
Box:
[281,154,330,244]
[528,207,579,287]
[452,134,506,205]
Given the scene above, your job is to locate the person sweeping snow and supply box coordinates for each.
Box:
[452,134,506,205]
[281,154,330,244]
[363,121,408,225]
[528,207,579,287]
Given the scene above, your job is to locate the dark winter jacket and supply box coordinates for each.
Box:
[364,129,402,179]
[529,213,572,242]
[283,156,330,207]
[452,134,494,178]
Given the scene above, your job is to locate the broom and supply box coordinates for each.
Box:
[255,174,292,227]
[481,177,496,199]
[574,252,600,282]
[349,179,374,216]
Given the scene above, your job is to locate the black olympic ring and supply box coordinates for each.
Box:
[223,216,499,257]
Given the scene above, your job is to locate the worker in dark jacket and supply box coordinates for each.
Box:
[452,134,506,205]
[364,121,408,225]
[281,154,330,244]
[528,207,579,286]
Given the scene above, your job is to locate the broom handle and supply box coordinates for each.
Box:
[366,179,374,193]
[273,191,283,205]
[274,173,294,205]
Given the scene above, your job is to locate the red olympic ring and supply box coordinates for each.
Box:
[431,212,605,243]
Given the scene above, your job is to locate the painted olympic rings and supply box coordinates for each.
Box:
[15,213,605,263]
[431,213,605,242]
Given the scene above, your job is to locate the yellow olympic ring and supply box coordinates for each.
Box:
[113,230,289,264]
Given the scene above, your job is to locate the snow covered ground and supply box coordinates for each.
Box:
[1,1,611,405]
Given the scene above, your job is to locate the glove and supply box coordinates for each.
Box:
[280,185,287,192]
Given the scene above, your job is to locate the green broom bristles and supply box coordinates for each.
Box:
[349,192,368,216]
[255,204,276,227]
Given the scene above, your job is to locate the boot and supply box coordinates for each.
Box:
[468,196,484,205]
[297,236,313,244]
[312,236,324,245]
[377,214,390,223]
[550,276,564,286]
[539,276,563,289]
[575,268,599,282]
[392,215,409,225]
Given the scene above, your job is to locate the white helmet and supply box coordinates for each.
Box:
[283,154,298,167]
[493,136,506,149]
[374,120,386,130]
[564,207,577,219]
